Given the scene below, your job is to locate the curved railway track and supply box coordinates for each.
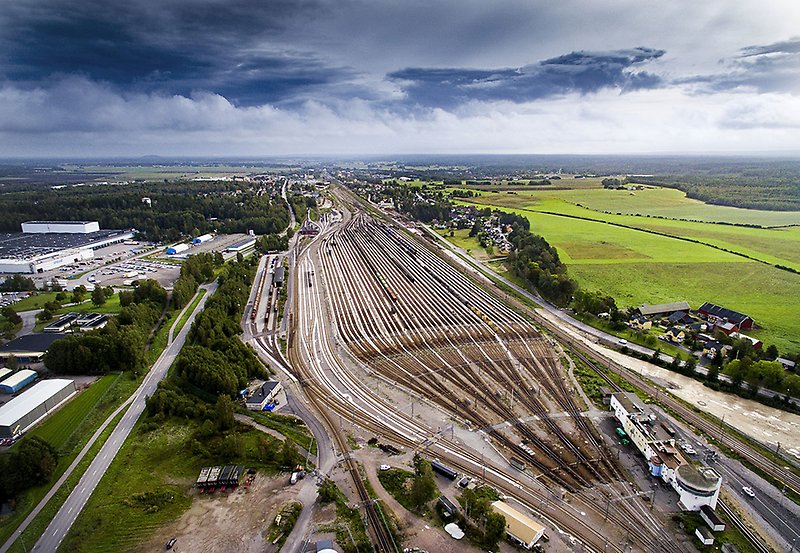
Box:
[282,201,685,552]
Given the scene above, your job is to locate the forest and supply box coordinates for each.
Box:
[0,180,291,241]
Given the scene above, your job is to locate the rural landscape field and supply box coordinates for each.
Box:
[453,180,800,352]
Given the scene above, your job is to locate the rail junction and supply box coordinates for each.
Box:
[275,188,700,553]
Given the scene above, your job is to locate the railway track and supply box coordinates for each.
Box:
[287,203,681,551]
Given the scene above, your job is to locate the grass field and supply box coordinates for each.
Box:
[553,187,800,226]
[173,289,206,336]
[456,190,800,354]
[435,228,494,260]
[8,292,58,312]
[58,421,200,553]
[30,374,120,451]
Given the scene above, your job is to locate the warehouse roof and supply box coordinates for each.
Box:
[24,220,95,225]
[0,368,11,381]
[0,229,132,260]
[491,501,545,546]
[0,333,67,354]
[0,379,74,426]
[0,369,38,388]
[637,301,691,316]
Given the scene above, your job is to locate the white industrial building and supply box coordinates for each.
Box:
[0,379,76,438]
[0,221,134,274]
[611,393,721,511]
[21,221,100,234]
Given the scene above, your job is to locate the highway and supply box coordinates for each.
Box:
[28,282,217,553]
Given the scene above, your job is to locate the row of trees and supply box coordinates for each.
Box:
[172,252,222,308]
[506,223,576,306]
[0,180,291,241]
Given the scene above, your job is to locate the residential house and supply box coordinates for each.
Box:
[630,316,652,331]
[776,357,797,371]
[664,327,685,343]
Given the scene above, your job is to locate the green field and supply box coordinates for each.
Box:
[30,375,120,451]
[456,189,800,354]
[8,292,59,312]
[58,421,200,553]
[435,228,494,260]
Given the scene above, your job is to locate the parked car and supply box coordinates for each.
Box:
[379,464,391,471]
[166,537,177,549]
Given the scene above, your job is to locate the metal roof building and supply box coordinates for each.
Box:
[491,501,545,548]
[0,333,67,363]
[0,379,76,438]
[0,368,11,382]
[637,301,691,317]
[0,369,39,394]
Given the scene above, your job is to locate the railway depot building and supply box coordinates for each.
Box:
[611,393,721,511]
[491,500,546,549]
[0,379,76,438]
[0,220,134,274]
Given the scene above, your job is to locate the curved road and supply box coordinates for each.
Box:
[23,282,217,553]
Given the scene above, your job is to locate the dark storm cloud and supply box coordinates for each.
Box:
[681,38,800,94]
[388,48,665,108]
[0,0,353,106]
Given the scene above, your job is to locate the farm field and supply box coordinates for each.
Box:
[459,194,800,271]
[552,188,800,227]
[455,194,800,354]
[460,186,800,227]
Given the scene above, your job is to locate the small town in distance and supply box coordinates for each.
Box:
[0,158,797,553]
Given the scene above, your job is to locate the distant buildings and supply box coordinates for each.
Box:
[0,221,134,274]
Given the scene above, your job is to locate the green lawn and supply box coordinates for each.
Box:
[8,292,59,312]
[30,374,120,451]
[435,228,494,260]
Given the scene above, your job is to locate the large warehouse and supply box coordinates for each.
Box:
[0,221,135,274]
[0,379,76,439]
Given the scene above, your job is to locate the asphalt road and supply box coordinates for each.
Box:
[29,282,217,553]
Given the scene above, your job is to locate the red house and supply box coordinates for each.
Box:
[698,303,754,330]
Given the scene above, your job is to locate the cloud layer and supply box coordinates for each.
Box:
[1,0,799,155]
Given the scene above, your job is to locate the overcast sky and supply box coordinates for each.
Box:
[1,0,799,157]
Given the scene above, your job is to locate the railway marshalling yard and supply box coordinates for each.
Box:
[286,192,690,553]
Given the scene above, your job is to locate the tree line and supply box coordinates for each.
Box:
[0,180,291,241]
